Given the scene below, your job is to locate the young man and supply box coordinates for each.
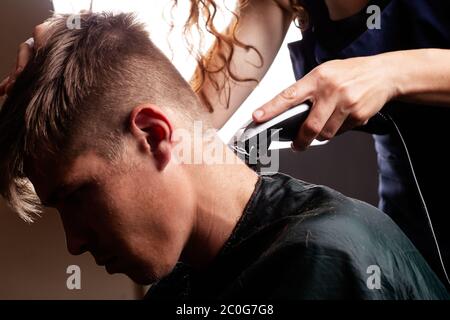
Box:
[0,13,447,299]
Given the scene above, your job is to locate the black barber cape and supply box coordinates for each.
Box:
[145,173,449,300]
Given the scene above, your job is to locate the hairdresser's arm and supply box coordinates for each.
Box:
[389,49,450,106]
[252,48,450,151]
[195,0,294,128]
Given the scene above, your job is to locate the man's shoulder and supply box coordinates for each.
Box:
[257,173,414,262]
[255,174,449,299]
[260,173,393,235]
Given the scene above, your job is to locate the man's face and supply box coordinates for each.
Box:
[26,142,195,285]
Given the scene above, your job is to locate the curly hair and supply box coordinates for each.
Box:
[173,0,308,112]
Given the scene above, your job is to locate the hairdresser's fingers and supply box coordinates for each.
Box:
[2,43,31,96]
[0,22,49,97]
[2,65,18,95]
[316,107,349,141]
[4,79,16,95]
[33,22,50,48]
[336,115,370,136]
[292,99,335,151]
[253,78,314,123]
[0,76,10,96]
[15,42,34,72]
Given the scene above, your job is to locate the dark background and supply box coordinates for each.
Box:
[279,131,379,207]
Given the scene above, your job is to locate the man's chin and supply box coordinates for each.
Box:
[125,268,159,286]
[118,260,177,285]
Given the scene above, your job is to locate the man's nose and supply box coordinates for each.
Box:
[59,212,90,256]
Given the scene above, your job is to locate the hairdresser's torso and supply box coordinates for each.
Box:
[288,0,450,287]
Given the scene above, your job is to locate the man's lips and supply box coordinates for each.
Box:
[105,258,122,274]
[95,256,115,267]
[93,251,123,273]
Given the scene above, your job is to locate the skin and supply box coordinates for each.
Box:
[25,104,258,285]
[193,0,450,149]
[2,1,450,141]
[253,49,450,151]
[2,0,447,293]
[2,3,449,274]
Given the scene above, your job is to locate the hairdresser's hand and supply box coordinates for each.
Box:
[252,55,398,151]
[0,22,49,96]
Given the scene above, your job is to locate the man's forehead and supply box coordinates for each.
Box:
[24,150,105,202]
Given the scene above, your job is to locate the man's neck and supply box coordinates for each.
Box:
[180,152,259,269]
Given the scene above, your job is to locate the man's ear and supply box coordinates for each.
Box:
[129,104,173,171]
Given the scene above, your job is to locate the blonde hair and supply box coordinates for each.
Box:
[0,12,205,222]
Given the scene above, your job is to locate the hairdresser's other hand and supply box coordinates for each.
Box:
[0,22,50,96]
[252,55,397,151]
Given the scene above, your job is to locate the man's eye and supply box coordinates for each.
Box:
[65,185,86,204]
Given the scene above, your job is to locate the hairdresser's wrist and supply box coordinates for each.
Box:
[371,51,404,102]
[378,49,450,102]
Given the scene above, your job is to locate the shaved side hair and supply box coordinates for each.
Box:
[0,12,209,221]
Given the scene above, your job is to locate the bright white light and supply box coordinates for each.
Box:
[52,1,305,145]
[52,0,92,14]
[52,0,234,79]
